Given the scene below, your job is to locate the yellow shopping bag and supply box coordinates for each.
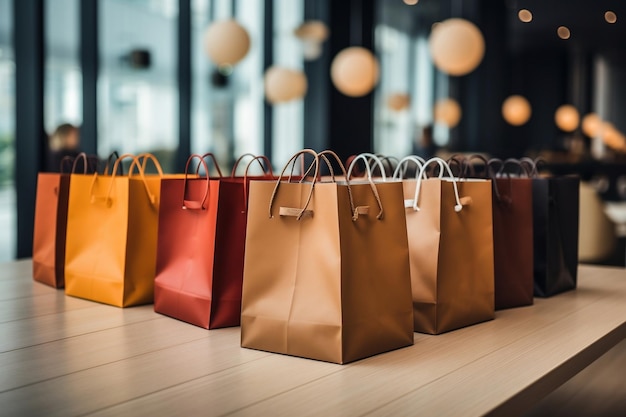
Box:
[64,153,163,307]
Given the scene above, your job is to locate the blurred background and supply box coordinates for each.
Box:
[1,0,625,262]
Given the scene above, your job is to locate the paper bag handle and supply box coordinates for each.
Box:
[102,151,123,176]
[90,153,161,207]
[412,157,465,213]
[346,152,387,181]
[231,153,273,177]
[269,149,319,220]
[128,152,164,177]
[60,156,79,173]
[240,155,274,212]
[319,150,383,220]
[182,154,210,210]
[63,153,97,174]
[129,153,163,206]
[195,153,223,177]
[89,153,136,207]
[392,155,426,180]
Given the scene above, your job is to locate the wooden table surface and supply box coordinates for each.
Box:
[1,260,625,416]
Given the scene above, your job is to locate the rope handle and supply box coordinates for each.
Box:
[242,155,274,212]
[60,156,75,173]
[378,155,400,177]
[346,152,388,181]
[498,158,531,177]
[102,151,123,176]
[89,153,136,207]
[196,153,224,177]
[269,149,319,220]
[231,153,273,177]
[182,154,210,210]
[89,153,161,207]
[128,152,164,177]
[63,153,98,174]
[319,150,382,220]
[392,155,426,180]
[519,157,546,178]
[412,157,466,213]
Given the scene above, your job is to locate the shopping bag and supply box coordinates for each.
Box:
[154,153,270,329]
[241,150,413,364]
[486,159,534,309]
[32,153,97,288]
[403,157,494,334]
[524,159,580,297]
[461,156,534,310]
[64,153,164,307]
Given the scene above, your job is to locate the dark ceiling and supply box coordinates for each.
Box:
[509,0,626,52]
[382,0,626,55]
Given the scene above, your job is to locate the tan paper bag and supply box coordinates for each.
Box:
[241,150,414,364]
[402,157,495,334]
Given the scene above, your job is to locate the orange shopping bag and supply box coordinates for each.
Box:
[32,153,98,288]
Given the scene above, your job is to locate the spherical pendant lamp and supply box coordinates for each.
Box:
[294,20,330,61]
[330,47,379,97]
[434,98,462,128]
[264,66,308,104]
[204,19,251,67]
[554,105,580,132]
[387,93,411,111]
[582,113,601,137]
[429,18,485,76]
[294,20,329,43]
[502,95,531,126]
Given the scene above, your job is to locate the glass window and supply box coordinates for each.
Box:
[374,24,414,157]
[44,0,82,136]
[271,0,304,166]
[373,1,447,157]
[0,0,15,261]
[99,0,179,172]
[191,0,265,170]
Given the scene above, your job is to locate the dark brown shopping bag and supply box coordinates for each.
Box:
[403,157,494,334]
[154,153,273,329]
[32,153,97,288]
[241,150,413,364]
[459,156,534,310]
[488,158,534,309]
[523,159,580,297]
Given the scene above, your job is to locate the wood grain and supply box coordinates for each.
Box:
[0,261,624,417]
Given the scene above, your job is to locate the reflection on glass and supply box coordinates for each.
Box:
[99,0,179,172]
[192,0,266,169]
[272,0,304,167]
[45,0,82,136]
[374,2,447,158]
[0,0,15,260]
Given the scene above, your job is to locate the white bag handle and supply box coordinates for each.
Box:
[392,155,427,180]
[412,157,465,213]
[346,152,388,181]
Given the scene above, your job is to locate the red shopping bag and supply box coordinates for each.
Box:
[154,153,273,329]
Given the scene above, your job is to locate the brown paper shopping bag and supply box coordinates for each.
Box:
[488,158,534,309]
[64,153,164,307]
[241,150,413,364]
[402,157,495,334]
[453,156,534,310]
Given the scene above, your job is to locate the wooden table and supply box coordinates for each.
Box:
[1,260,625,416]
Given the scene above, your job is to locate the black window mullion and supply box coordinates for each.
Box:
[14,0,45,259]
